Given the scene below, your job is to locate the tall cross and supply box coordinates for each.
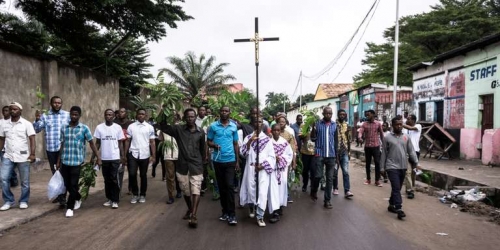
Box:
[234,17,279,203]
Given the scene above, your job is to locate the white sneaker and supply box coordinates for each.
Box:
[131,196,139,204]
[74,200,82,210]
[112,202,119,209]
[0,203,12,211]
[139,196,146,203]
[66,209,74,217]
[257,218,266,227]
[249,207,255,218]
[19,202,28,209]
[103,200,112,207]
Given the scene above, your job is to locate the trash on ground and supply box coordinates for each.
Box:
[450,203,458,208]
[436,233,449,236]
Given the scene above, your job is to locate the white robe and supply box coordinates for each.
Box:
[239,132,278,213]
[272,136,294,208]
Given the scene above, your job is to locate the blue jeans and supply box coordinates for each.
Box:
[312,156,336,203]
[256,206,265,220]
[333,152,350,194]
[1,158,30,204]
[0,152,18,184]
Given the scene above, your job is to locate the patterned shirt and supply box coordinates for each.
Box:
[33,109,70,152]
[336,120,351,155]
[280,130,297,153]
[358,121,384,148]
[60,123,93,166]
[312,120,338,158]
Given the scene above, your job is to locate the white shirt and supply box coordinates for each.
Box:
[0,117,36,162]
[126,121,155,159]
[94,123,125,160]
[403,124,422,152]
[195,116,207,129]
[157,130,178,160]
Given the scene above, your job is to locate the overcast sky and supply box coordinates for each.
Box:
[148,0,440,103]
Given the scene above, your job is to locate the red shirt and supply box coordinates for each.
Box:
[358,121,384,147]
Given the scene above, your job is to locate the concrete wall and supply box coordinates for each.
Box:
[286,98,338,124]
[0,46,119,159]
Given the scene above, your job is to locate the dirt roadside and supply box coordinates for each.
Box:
[347,162,500,250]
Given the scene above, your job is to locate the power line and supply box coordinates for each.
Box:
[330,0,380,83]
[303,0,379,81]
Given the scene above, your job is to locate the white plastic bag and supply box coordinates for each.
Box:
[47,170,66,200]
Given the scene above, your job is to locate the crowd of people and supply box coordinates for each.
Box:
[0,95,422,228]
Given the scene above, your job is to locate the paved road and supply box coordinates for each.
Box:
[0,175,415,250]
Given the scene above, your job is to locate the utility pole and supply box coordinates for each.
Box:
[392,0,400,118]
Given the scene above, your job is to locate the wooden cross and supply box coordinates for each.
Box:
[234,17,279,203]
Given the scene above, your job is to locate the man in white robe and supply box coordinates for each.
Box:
[269,124,294,223]
[239,117,277,227]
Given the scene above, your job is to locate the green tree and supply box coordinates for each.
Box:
[293,93,315,106]
[161,51,236,103]
[354,0,500,88]
[263,92,291,116]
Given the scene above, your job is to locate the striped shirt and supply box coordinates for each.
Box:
[312,120,338,158]
[60,123,93,166]
[33,109,70,152]
[358,121,384,148]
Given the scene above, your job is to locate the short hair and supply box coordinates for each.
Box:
[198,106,206,111]
[296,114,303,118]
[50,96,62,104]
[391,117,402,125]
[104,109,114,114]
[184,108,196,117]
[338,109,347,115]
[136,108,146,114]
[365,109,375,115]
[70,106,81,115]
[271,123,281,130]
[251,115,263,124]
[408,114,417,121]
[2,106,8,110]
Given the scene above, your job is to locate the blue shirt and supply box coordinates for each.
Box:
[33,109,70,152]
[207,120,238,163]
[60,123,93,166]
[312,120,338,158]
[291,123,301,151]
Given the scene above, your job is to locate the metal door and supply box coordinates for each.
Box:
[481,94,494,137]
[436,101,444,126]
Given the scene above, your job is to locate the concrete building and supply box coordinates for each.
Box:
[409,34,500,165]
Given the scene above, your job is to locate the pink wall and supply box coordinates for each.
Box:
[460,128,481,159]
[482,129,500,165]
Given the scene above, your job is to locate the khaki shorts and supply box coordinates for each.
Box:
[176,173,203,196]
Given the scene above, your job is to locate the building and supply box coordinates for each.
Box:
[409,33,500,165]
[338,83,413,127]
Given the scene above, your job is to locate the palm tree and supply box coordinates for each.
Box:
[160,51,236,103]
[265,92,276,107]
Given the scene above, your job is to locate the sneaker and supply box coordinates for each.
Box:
[183,210,192,220]
[189,215,198,228]
[103,200,112,207]
[287,196,293,203]
[397,209,406,220]
[176,192,182,198]
[387,205,398,213]
[257,218,266,227]
[383,178,388,183]
[19,202,28,209]
[166,198,174,204]
[131,196,139,204]
[65,209,74,218]
[333,189,339,195]
[375,181,383,187]
[345,191,354,198]
[0,203,12,211]
[364,180,371,185]
[407,191,415,199]
[74,200,82,210]
[218,213,229,221]
[249,207,255,218]
[228,216,238,225]
[112,202,119,209]
[139,196,146,203]
[324,202,333,209]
